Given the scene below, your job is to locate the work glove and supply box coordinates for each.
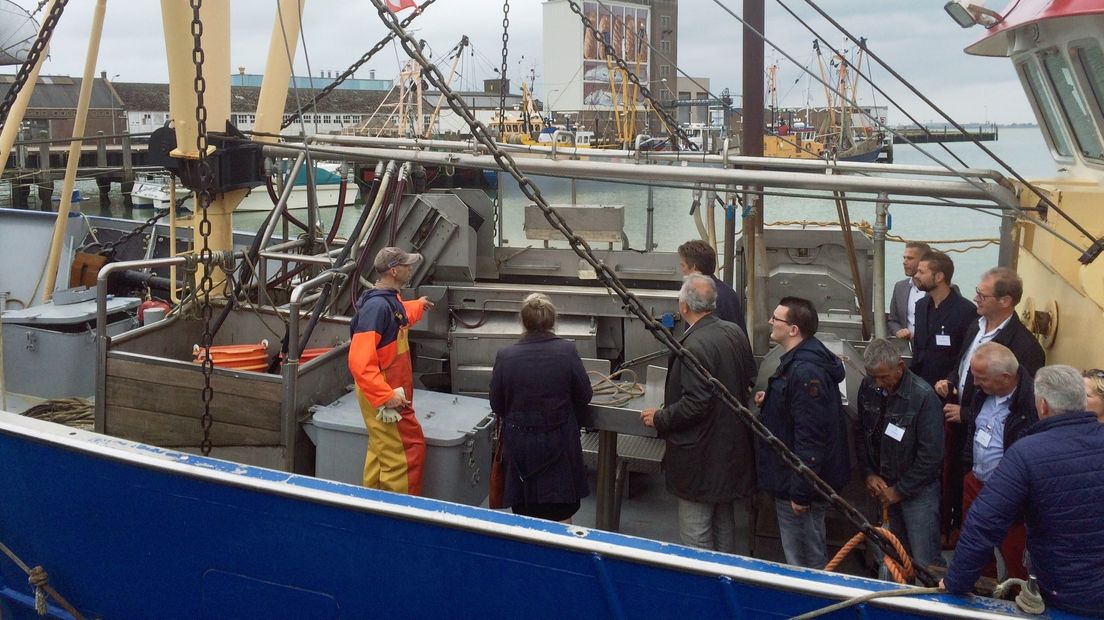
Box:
[377,387,405,423]
[377,406,402,423]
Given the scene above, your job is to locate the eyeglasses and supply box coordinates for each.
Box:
[974,287,996,300]
[769,314,793,325]
[1087,369,1104,379]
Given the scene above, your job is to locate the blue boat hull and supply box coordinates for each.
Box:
[0,414,1074,619]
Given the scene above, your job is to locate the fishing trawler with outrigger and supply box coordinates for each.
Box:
[1,0,1102,617]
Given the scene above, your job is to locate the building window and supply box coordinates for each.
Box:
[321,114,332,124]
[660,65,670,77]
[660,40,671,53]
[660,15,669,27]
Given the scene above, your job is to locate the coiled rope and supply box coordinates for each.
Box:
[588,369,645,407]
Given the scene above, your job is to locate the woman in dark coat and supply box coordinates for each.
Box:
[489,293,592,522]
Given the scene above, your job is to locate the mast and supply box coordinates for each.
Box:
[741,0,766,352]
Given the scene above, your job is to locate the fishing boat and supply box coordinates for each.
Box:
[0,1,1101,618]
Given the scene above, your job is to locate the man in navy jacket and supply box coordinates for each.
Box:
[755,296,850,569]
[943,365,1104,617]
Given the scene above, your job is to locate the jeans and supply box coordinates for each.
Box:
[677,499,751,554]
[882,480,945,578]
[775,498,828,569]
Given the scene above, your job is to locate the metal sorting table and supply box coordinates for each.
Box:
[583,368,665,532]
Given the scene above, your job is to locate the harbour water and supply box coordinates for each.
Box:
[8,127,1056,303]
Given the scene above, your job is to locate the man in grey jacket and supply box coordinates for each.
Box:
[856,339,945,574]
[887,241,931,340]
[641,274,757,553]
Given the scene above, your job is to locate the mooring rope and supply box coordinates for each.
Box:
[0,539,83,618]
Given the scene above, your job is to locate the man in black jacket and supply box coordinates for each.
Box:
[856,339,944,574]
[755,296,850,569]
[910,251,976,387]
[641,274,756,553]
[934,267,1044,541]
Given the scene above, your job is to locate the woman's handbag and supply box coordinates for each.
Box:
[488,421,505,509]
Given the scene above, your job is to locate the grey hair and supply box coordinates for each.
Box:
[1034,365,1088,414]
[679,273,717,313]
[973,342,1019,376]
[863,338,902,370]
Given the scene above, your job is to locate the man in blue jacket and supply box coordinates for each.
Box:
[943,365,1104,617]
[755,296,850,569]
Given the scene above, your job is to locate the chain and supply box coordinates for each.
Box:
[280,0,438,130]
[497,0,509,140]
[367,0,931,586]
[565,0,698,151]
[190,0,216,456]
[94,209,168,259]
[0,0,68,133]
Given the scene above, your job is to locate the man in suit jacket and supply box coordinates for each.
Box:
[934,266,1045,540]
[887,241,931,340]
[641,274,757,553]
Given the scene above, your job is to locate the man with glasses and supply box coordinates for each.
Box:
[755,297,850,569]
[933,267,1044,544]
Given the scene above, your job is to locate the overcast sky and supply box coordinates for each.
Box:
[30,0,1031,124]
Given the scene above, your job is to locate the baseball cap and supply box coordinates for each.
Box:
[373,247,422,272]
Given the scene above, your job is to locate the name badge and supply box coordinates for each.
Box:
[936,334,951,347]
[884,423,906,442]
[975,429,992,448]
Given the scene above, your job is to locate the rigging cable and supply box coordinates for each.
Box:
[708,0,1093,259]
[795,0,1103,263]
[365,0,934,587]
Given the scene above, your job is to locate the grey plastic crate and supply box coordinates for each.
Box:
[308,389,495,506]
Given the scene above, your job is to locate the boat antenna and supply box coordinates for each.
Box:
[366,0,935,586]
[791,0,1104,263]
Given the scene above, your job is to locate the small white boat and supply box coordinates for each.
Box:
[130,162,350,212]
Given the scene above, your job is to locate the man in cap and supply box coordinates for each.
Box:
[349,247,434,495]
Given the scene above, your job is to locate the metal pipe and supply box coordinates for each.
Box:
[873,193,889,340]
[645,186,655,251]
[313,133,1007,180]
[834,191,871,340]
[261,144,1016,205]
[258,150,307,246]
[723,189,737,288]
[42,0,108,302]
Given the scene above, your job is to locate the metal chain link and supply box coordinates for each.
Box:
[497,0,509,140]
[565,0,698,151]
[367,0,931,585]
[280,0,439,130]
[0,0,69,132]
[190,0,216,456]
[94,209,169,259]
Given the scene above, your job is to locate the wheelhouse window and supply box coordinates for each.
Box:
[1071,41,1104,133]
[1020,59,1073,158]
[1040,48,1103,161]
